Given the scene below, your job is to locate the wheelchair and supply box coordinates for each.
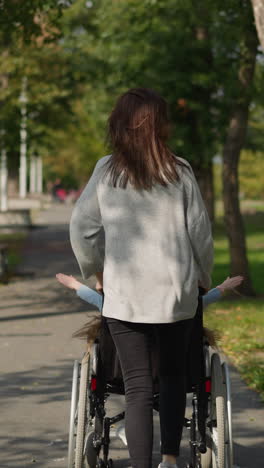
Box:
[67,300,233,468]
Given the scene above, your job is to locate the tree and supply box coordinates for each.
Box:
[83,0,263,294]
[87,0,230,221]
[222,0,258,295]
[0,0,71,192]
[0,0,105,190]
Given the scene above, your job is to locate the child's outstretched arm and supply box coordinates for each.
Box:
[216,275,243,294]
[56,273,103,311]
[203,275,243,308]
[56,273,83,290]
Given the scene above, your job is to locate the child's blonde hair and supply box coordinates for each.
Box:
[203,327,220,348]
[73,314,102,347]
[73,315,220,350]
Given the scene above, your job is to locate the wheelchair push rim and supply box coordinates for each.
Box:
[222,362,233,468]
[210,353,226,468]
[67,353,94,468]
[75,352,91,468]
[68,360,79,468]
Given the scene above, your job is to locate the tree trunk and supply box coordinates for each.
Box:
[192,6,215,223]
[195,162,215,224]
[222,16,258,296]
[251,0,264,49]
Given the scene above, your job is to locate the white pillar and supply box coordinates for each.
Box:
[29,154,37,193]
[36,156,43,194]
[19,77,28,199]
[0,147,8,212]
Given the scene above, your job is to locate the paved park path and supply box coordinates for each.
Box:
[0,204,263,468]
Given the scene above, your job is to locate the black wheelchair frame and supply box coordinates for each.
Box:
[67,299,233,468]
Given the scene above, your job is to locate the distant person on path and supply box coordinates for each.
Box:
[69,88,214,468]
[52,178,66,202]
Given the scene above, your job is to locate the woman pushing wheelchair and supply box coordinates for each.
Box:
[69,88,214,468]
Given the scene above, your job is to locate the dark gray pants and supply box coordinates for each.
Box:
[106,317,193,468]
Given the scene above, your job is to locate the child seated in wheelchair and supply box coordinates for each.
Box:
[56,273,243,345]
[57,273,242,462]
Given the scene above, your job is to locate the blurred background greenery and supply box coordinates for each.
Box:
[0,0,263,396]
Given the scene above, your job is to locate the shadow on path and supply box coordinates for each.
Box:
[0,359,74,404]
[0,305,93,322]
[0,433,68,468]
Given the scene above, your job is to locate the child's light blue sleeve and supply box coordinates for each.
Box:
[76,285,103,311]
[203,288,222,308]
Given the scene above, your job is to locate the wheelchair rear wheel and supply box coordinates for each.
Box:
[200,353,226,468]
[210,353,226,468]
[222,362,233,468]
[200,345,212,468]
[68,360,79,468]
[75,353,91,468]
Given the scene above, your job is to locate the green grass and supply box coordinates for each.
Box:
[212,210,264,295]
[204,300,264,400]
[208,206,264,399]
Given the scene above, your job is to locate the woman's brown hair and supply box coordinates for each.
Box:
[106,88,186,190]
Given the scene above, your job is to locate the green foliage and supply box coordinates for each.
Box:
[214,151,264,201]
[43,100,105,186]
[239,151,264,199]
[213,162,222,200]
[0,0,74,174]
[1,0,106,185]
[90,0,221,165]
[0,0,67,43]
[67,0,262,173]
[246,98,264,153]
[212,209,264,294]
[1,0,264,189]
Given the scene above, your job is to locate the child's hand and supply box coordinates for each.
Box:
[217,275,243,293]
[56,273,83,291]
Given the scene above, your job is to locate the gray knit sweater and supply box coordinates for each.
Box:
[70,155,214,323]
